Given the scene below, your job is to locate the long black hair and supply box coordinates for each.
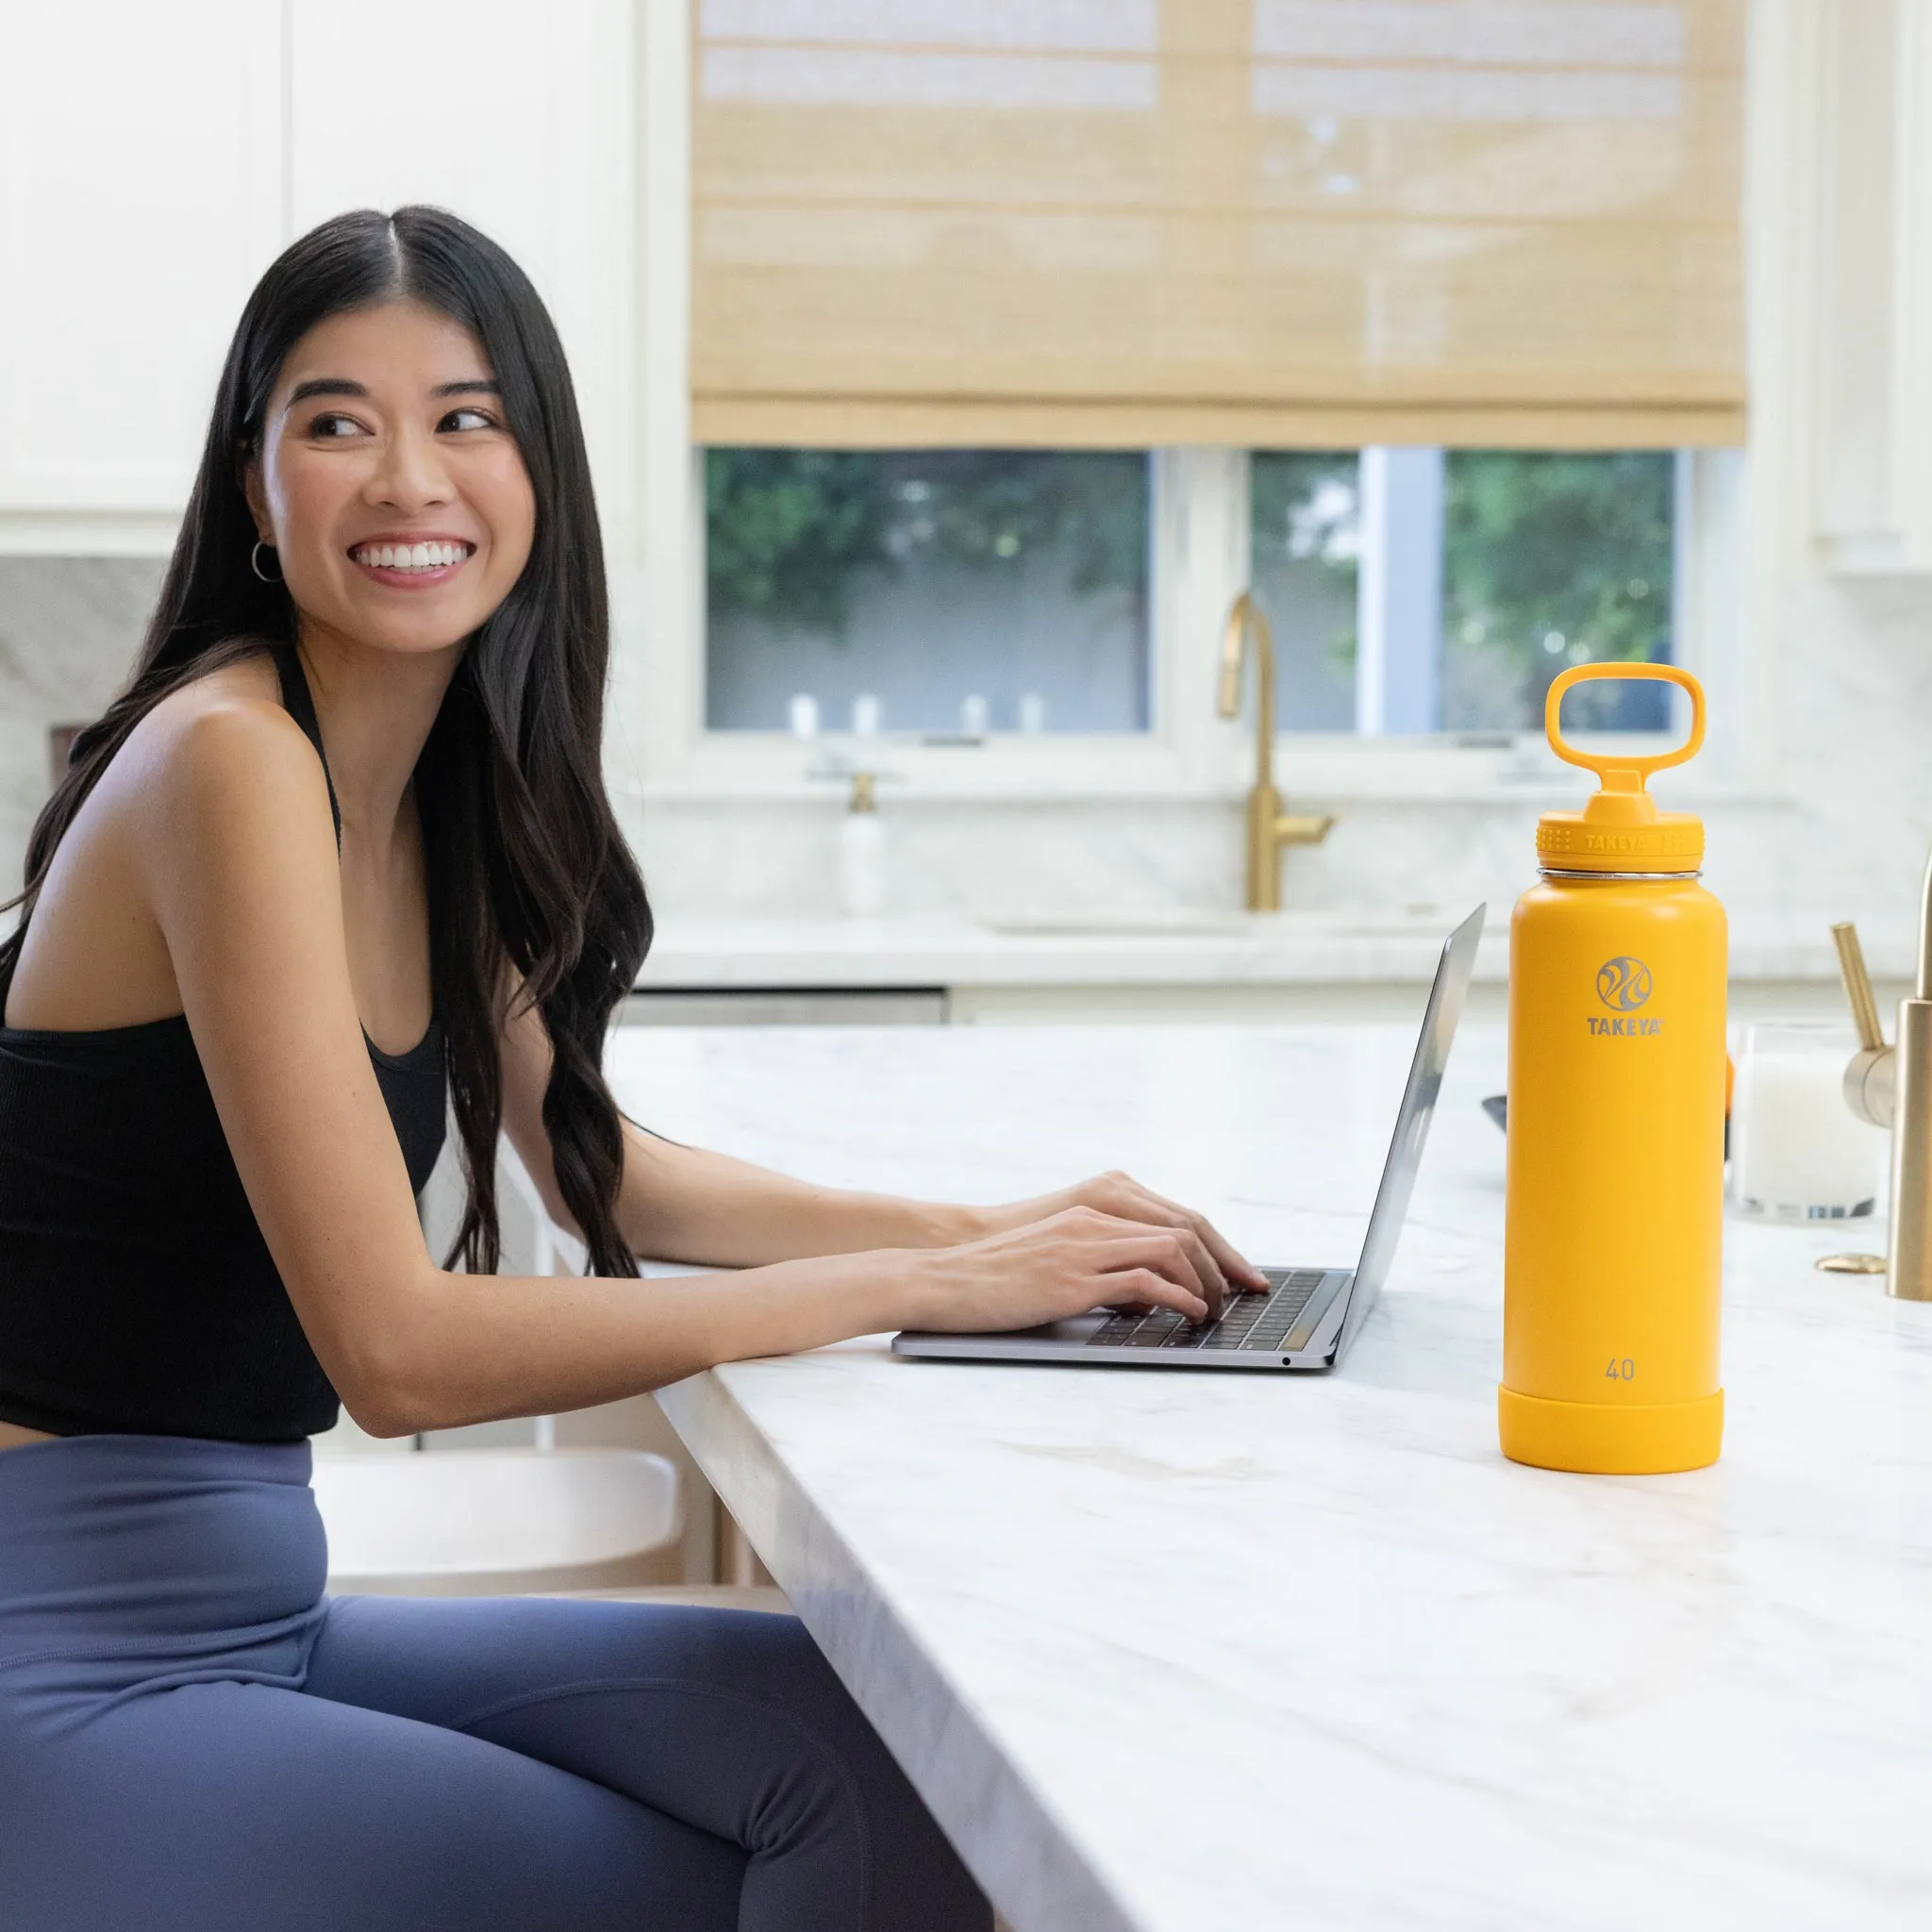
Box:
[0,207,651,1277]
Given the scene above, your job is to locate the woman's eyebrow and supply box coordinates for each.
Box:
[287,377,366,405]
[282,376,499,406]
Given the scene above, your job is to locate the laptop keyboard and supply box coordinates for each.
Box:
[1085,1269,1332,1353]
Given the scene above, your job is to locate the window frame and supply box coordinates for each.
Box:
[625,441,1741,806]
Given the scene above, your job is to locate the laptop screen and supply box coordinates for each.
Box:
[1335,905,1485,1359]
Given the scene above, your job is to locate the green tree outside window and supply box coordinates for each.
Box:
[1443,451,1674,732]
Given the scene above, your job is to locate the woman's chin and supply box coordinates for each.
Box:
[320,618,476,662]
[293,591,480,657]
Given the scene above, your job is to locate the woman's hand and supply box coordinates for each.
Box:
[974,1172,1270,1307]
[905,1201,1257,1334]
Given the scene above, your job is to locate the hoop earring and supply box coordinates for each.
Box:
[250,541,283,584]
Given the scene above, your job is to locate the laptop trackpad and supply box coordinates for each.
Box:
[1024,1311,1109,1343]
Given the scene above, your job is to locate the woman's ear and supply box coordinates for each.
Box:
[241,455,272,544]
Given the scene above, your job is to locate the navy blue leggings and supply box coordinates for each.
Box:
[0,1434,988,1932]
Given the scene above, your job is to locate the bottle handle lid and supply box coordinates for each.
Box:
[1544,662,1706,793]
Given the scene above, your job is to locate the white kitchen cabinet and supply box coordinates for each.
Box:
[1807,0,1932,572]
[0,0,282,550]
[0,0,636,558]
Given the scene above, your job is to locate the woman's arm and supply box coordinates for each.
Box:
[499,1001,1269,1289]
[145,700,1223,1438]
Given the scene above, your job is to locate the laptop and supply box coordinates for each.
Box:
[892,905,1484,1374]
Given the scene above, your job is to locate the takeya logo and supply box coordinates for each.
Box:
[1596,958,1653,1010]
[1589,958,1661,1036]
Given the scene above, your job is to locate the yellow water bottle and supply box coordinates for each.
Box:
[1500,663,1726,1474]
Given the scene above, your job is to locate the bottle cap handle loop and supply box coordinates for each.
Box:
[1544,663,1706,794]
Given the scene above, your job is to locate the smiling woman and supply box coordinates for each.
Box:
[258,328,527,634]
[0,206,1254,1931]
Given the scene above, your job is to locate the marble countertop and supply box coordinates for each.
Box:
[636,910,1919,991]
[608,1023,1932,1932]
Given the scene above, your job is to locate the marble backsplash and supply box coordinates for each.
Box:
[625,558,1932,948]
[2,555,1925,951]
[0,558,167,897]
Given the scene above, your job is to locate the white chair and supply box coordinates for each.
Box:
[312,1446,683,1596]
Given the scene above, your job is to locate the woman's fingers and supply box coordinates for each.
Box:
[1170,1224,1229,1315]
[1090,1175,1270,1294]
[1093,1231,1215,1319]
[1102,1268,1208,1323]
[1046,1206,1229,1315]
[1186,1212,1270,1294]
[1076,1203,1234,1313]
[1152,1203,1266,1295]
[955,1195,1264,1328]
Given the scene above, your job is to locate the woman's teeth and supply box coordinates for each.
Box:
[352,541,472,572]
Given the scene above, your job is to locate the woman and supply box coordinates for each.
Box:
[0,208,1261,1930]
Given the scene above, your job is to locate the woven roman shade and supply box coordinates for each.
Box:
[691,0,1745,450]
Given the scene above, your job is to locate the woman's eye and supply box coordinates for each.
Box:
[441,407,495,433]
[308,413,362,440]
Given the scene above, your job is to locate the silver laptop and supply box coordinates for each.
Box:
[892,906,1483,1374]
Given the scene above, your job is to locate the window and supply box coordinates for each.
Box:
[1249,452,1359,731]
[669,2,1740,785]
[703,449,1152,735]
[1249,449,1679,736]
[693,442,1690,762]
[1442,452,1677,733]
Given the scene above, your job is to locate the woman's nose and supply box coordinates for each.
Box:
[366,423,453,510]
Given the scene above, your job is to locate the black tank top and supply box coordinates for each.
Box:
[0,643,446,1441]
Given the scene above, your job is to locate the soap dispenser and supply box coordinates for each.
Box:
[1501,662,1727,1474]
[838,771,887,918]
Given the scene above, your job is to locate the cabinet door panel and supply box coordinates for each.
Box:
[288,0,635,550]
[0,0,282,512]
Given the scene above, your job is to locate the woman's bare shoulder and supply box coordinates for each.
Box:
[83,652,333,859]
[125,651,311,790]
[6,651,332,1030]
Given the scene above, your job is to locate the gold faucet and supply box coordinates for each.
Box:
[1831,853,1932,1299]
[1216,592,1335,912]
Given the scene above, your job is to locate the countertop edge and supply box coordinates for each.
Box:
[655,1362,1139,1932]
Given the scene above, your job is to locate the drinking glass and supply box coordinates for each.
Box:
[1731,1020,1886,1222]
